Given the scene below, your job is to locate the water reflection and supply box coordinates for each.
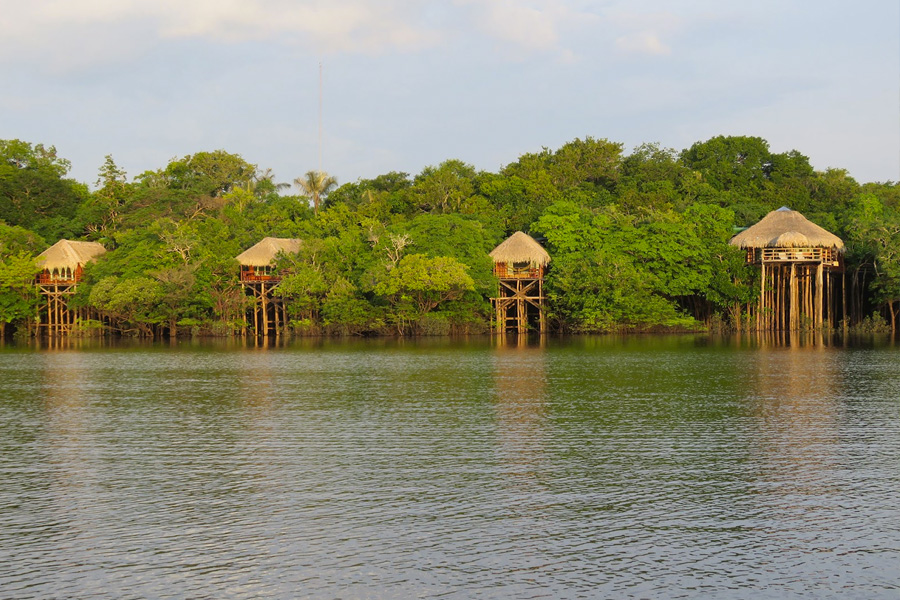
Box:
[492,335,548,485]
[0,336,898,599]
[40,351,94,503]
[751,339,843,523]
[36,351,119,595]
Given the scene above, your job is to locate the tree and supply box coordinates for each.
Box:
[411,160,478,213]
[503,137,623,191]
[372,254,475,333]
[680,135,775,194]
[294,170,338,216]
[0,252,40,337]
[324,171,413,215]
[393,213,498,295]
[0,221,44,337]
[533,201,698,332]
[79,155,131,237]
[89,276,164,337]
[153,264,202,337]
[0,139,87,240]
[129,151,257,223]
[250,168,291,197]
[843,195,900,330]
[0,139,71,176]
[479,170,561,232]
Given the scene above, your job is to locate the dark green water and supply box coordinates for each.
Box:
[1,335,898,599]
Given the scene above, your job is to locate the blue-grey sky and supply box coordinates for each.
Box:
[2,0,898,188]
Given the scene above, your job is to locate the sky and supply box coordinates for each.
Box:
[1,0,898,189]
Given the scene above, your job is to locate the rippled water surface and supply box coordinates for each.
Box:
[1,335,899,599]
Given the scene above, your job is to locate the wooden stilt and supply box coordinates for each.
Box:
[815,263,823,329]
[842,271,847,330]
[759,261,765,331]
[789,263,797,330]
[261,282,269,337]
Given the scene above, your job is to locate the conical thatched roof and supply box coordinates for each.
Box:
[770,231,810,247]
[37,240,106,271]
[730,207,844,251]
[235,237,301,266]
[489,231,551,267]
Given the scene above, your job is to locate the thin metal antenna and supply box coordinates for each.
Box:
[318,60,323,175]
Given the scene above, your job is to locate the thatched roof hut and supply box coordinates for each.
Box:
[37,240,106,271]
[235,237,302,266]
[490,231,551,267]
[730,207,844,251]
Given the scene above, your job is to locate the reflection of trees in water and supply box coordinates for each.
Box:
[492,335,548,486]
[39,351,110,572]
[751,339,841,507]
[41,350,92,483]
[743,330,832,350]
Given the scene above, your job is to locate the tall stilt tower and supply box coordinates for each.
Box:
[730,207,845,330]
[489,231,551,333]
[236,237,301,337]
[35,240,106,336]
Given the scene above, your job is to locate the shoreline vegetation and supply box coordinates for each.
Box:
[2,135,899,339]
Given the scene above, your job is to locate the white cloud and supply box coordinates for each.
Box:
[607,9,681,57]
[149,0,441,53]
[615,32,670,56]
[0,0,442,71]
[460,0,559,51]
[0,0,687,70]
[453,0,601,59]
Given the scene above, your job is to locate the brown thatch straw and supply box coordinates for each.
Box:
[730,207,844,251]
[489,231,551,266]
[769,231,810,248]
[37,240,107,271]
[235,237,302,266]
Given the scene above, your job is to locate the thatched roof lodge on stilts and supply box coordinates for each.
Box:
[36,239,107,335]
[490,231,551,278]
[730,207,844,331]
[37,239,107,284]
[236,237,301,337]
[490,231,551,333]
[236,237,302,282]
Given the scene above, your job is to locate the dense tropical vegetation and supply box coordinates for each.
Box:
[1,135,898,337]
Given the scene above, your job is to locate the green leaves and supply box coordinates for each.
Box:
[294,170,338,215]
[0,251,41,330]
[89,276,164,335]
[373,254,475,324]
[0,140,87,240]
[535,201,751,331]
[0,134,894,336]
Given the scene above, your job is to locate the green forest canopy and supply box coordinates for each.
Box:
[1,135,899,336]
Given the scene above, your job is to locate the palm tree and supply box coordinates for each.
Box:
[254,168,291,193]
[242,168,291,201]
[294,170,337,216]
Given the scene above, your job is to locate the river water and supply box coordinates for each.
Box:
[1,335,898,599]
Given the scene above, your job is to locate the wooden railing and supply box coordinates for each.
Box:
[241,275,281,283]
[36,273,78,285]
[240,267,282,283]
[749,247,840,265]
[493,265,544,279]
